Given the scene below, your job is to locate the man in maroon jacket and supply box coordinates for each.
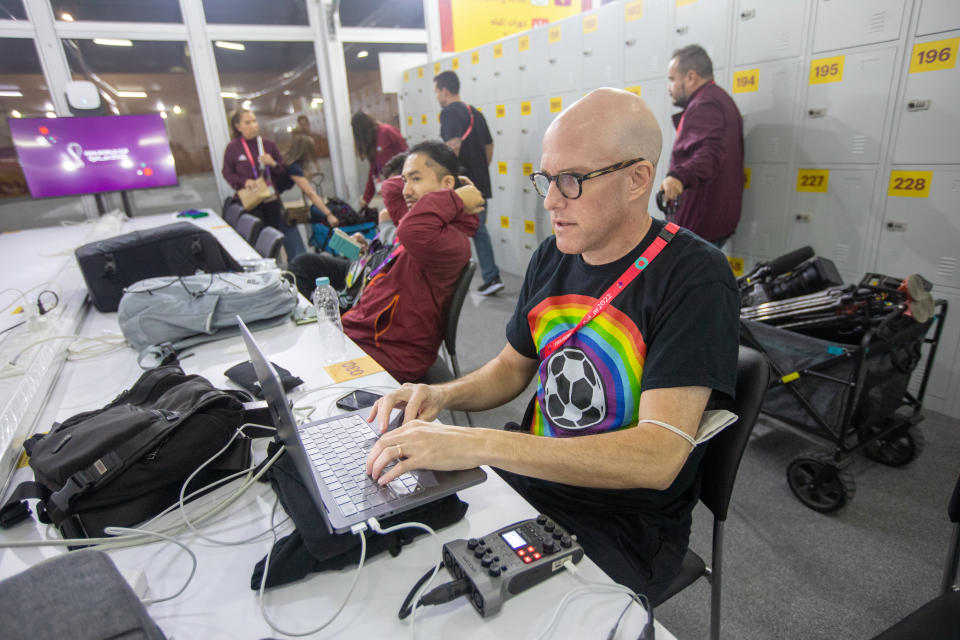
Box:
[661,45,744,248]
[342,141,482,382]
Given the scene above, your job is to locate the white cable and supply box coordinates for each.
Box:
[103,526,198,605]
[366,517,443,640]
[258,504,369,637]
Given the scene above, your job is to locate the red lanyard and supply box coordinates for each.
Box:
[540,222,679,360]
[460,103,475,141]
[240,137,271,183]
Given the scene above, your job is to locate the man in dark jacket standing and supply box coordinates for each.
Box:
[661,45,744,248]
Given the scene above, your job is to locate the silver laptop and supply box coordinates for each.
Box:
[237,318,486,533]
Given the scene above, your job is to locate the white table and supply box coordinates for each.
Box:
[0,214,675,640]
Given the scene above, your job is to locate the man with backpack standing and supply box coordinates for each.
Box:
[434,70,503,295]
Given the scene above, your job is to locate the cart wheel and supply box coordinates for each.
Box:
[787,452,856,513]
[860,423,924,467]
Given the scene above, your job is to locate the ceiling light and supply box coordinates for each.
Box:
[60,12,74,22]
[215,41,245,51]
[93,38,133,47]
[241,100,252,110]
[117,90,148,98]
[156,101,166,111]
[11,110,22,118]
[357,50,369,59]
[160,111,168,119]
[45,111,56,118]
[172,105,182,114]
[282,90,291,95]
[0,90,22,97]
[220,92,239,99]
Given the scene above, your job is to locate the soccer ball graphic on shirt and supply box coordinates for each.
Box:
[543,348,606,430]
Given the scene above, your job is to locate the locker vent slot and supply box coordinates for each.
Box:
[937,257,956,281]
[850,136,866,155]
[868,11,887,34]
[777,32,790,51]
[766,138,779,158]
[835,244,850,264]
[909,364,925,393]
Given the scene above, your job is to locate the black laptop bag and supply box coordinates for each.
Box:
[0,364,254,541]
[75,221,243,312]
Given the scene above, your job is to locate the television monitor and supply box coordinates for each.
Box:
[7,114,178,198]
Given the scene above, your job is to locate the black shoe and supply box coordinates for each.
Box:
[477,277,504,296]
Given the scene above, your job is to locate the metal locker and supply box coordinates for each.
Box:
[876,168,960,289]
[492,36,521,102]
[812,0,905,53]
[892,32,960,164]
[799,47,897,164]
[788,168,879,276]
[466,45,494,102]
[732,60,801,164]
[516,28,549,100]
[674,0,731,70]
[489,167,521,276]
[734,164,792,259]
[514,166,544,275]
[734,0,807,65]
[516,98,545,163]
[410,64,431,112]
[546,15,585,95]
[490,102,521,161]
[623,0,671,83]
[917,0,960,36]
[581,3,625,90]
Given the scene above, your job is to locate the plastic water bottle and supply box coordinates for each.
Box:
[312,277,345,363]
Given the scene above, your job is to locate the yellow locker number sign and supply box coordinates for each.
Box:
[494,44,503,59]
[625,85,642,97]
[809,56,844,84]
[500,216,510,229]
[909,38,959,73]
[796,169,829,193]
[583,15,598,34]
[498,162,508,175]
[625,0,643,22]
[887,171,932,198]
[522,162,533,176]
[524,220,536,234]
[519,36,529,52]
[727,256,744,277]
[549,26,562,43]
[550,97,563,112]
[733,69,759,93]
[496,104,506,118]
[743,167,751,190]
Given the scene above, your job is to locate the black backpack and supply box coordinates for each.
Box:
[0,365,254,541]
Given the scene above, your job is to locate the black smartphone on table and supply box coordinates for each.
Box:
[335,389,382,412]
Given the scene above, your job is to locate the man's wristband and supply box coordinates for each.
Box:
[666,171,683,185]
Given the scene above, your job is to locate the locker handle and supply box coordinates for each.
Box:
[906,99,931,112]
[625,39,637,47]
[886,221,908,232]
[522,187,532,194]
[795,214,811,223]
[808,108,827,118]
[521,129,529,134]
[740,9,756,20]
[549,58,558,64]
[519,64,526,71]
[499,186,506,191]
[496,130,504,135]
[583,49,594,57]
[676,25,689,35]
[494,71,501,76]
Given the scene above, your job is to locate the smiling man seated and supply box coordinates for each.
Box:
[364,88,739,601]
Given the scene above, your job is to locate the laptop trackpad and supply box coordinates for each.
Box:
[417,470,439,488]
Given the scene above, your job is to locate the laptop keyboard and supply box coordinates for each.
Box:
[300,414,423,517]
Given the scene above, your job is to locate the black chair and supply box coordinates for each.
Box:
[223,201,243,228]
[652,345,770,640]
[235,213,262,246]
[421,260,477,426]
[254,226,285,263]
[869,472,960,640]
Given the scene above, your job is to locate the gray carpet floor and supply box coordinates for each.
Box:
[454,269,959,640]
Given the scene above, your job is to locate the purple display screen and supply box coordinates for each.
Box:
[8,114,178,198]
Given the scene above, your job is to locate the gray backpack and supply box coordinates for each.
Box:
[118,270,298,366]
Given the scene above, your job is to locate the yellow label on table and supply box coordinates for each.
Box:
[550,97,563,112]
[500,216,510,229]
[522,162,533,176]
[420,114,428,125]
[524,220,536,234]
[471,51,480,64]
[210,224,229,230]
[16,448,30,468]
[549,26,562,43]
[909,37,959,73]
[519,36,529,52]
[434,62,441,74]
[452,57,460,70]
[625,85,642,97]
[520,101,531,116]
[887,170,932,198]
[796,169,829,193]
[403,71,409,82]
[809,55,844,84]
[438,112,442,123]
[323,355,385,384]
[733,69,759,93]
[407,115,413,126]
[583,15,598,34]
[625,0,643,22]
[494,44,503,58]
[417,67,424,78]
[498,161,508,175]
[744,167,752,189]
[496,104,505,118]
[727,256,744,277]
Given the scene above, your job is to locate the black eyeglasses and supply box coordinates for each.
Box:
[529,157,646,199]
